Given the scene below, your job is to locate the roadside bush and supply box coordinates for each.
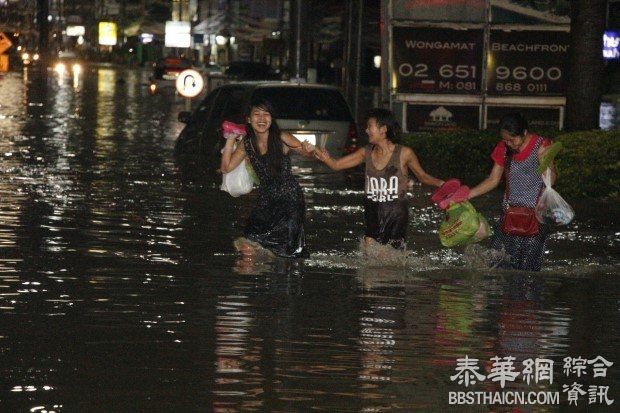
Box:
[554,130,620,198]
[401,130,498,185]
[402,129,618,199]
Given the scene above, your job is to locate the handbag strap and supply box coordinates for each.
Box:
[503,144,544,208]
[504,150,513,202]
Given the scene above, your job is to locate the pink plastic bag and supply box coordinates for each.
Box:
[222,121,247,139]
[431,179,470,210]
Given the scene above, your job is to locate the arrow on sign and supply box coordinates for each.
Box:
[176,69,203,97]
[183,74,196,89]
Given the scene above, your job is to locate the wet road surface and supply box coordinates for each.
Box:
[0,66,618,412]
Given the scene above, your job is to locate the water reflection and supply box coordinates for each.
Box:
[0,66,618,411]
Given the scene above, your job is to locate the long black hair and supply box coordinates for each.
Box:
[498,112,528,136]
[246,98,284,177]
[366,108,401,143]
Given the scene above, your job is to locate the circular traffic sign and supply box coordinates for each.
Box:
[176,69,204,98]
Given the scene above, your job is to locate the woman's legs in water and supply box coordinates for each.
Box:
[234,237,275,259]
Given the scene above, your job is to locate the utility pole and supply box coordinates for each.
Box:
[119,0,126,47]
[343,0,364,121]
[37,0,49,59]
[295,0,301,78]
[290,0,308,80]
[353,0,363,121]
[380,0,389,108]
[342,0,353,95]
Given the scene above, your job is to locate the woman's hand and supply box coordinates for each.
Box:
[301,141,316,154]
[224,132,243,141]
[316,147,365,171]
[314,148,331,162]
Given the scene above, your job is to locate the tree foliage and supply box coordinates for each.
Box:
[564,0,607,131]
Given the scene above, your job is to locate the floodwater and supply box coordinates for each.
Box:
[0,66,618,412]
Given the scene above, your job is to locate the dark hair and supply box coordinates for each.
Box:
[366,108,401,143]
[498,112,528,136]
[246,98,284,177]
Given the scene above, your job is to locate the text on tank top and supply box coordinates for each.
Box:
[365,144,407,202]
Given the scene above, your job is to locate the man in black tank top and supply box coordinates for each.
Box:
[306,109,444,252]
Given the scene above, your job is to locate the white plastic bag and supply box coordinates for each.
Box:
[535,169,574,225]
[221,159,253,197]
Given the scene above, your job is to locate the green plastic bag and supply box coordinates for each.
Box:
[537,141,563,174]
[439,202,494,248]
[245,161,260,185]
[470,213,493,243]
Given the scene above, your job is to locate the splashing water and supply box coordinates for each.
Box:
[462,243,512,270]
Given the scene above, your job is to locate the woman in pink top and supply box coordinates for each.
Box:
[469,113,557,271]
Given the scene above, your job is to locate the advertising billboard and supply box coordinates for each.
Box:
[98,22,117,46]
[165,21,191,48]
[393,0,485,22]
[486,30,569,96]
[393,27,484,94]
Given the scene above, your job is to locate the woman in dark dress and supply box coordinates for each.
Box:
[220,98,312,258]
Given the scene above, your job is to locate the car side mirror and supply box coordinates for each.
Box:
[178,111,191,123]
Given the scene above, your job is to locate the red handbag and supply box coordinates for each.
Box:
[502,206,539,236]
[501,153,540,237]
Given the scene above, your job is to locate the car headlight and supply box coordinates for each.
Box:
[33,53,39,61]
[54,62,66,74]
[21,52,30,61]
[72,63,81,74]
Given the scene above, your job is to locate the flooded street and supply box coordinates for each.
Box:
[0,66,618,412]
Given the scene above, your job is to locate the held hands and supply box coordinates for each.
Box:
[299,141,332,164]
[314,148,332,163]
[301,140,316,153]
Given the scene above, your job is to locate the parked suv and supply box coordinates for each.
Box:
[175,82,359,169]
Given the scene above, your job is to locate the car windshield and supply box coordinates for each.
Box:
[252,87,352,121]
